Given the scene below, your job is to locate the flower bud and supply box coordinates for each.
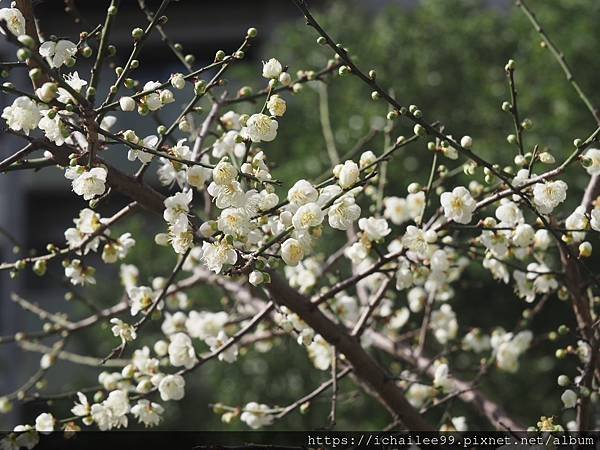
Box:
[460,135,473,149]
[33,259,47,276]
[131,28,144,40]
[278,72,292,86]
[413,124,426,136]
[119,96,136,112]
[579,241,592,258]
[35,82,57,102]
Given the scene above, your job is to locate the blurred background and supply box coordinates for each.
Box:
[1,0,600,431]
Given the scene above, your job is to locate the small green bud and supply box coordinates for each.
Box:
[107,5,117,15]
[124,78,135,89]
[371,91,380,101]
[386,110,398,120]
[413,124,426,137]
[17,48,31,61]
[368,69,376,80]
[501,101,511,112]
[33,260,47,276]
[521,118,533,130]
[338,65,350,76]
[157,125,167,135]
[317,36,327,45]
[184,54,195,65]
[573,138,583,148]
[107,45,117,56]
[130,59,140,69]
[507,134,517,145]
[557,375,570,387]
[505,59,516,71]
[247,27,258,38]
[81,46,93,58]
[194,79,207,95]
[557,325,570,335]
[555,348,567,359]
[215,50,226,62]
[29,68,42,82]
[17,34,35,49]
[131,28,144,40]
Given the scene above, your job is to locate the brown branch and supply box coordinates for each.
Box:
[265,272,432,430]
[369,332,525,431]
[14,0,49,88]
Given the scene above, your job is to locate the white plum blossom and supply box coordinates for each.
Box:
[433,364,454,393]
[591,206,600,231]
[267,94,286,117]
[288,179,318,207]
[358,217,391,241]
[292,202,324,230]
[168,333,198,369]
[186,311,228,340]
[491,329,532,373]
[281,238,304,266]
[328,197,361,230]
[39,40,77,68]
[532,180,568,214]
[406,383,435,408]
[262,58,283,79]
[241,402,274,429]
[512,223,535,247]
[131,400,164,427]
[2,96,41,134]
[307,335,333,371]
[336,160,360,189]
[582,148,600,175]
[241,113,278,142]
[206,331,238,363]
[57,71,88,104]
[128,286,156,316]
[561,389,577,409]
[201,240,237,273]
[495,200,523,226]
[440,186,476,224]
[384,197,411,225]
[402,225,431,258]
[64,259,95,286]
[39,111,68,145]
[110,318,137,343]
[67,166,107,200]
[430,304,458,344]
[119,96,136,111]
[34,413,54,434]
[158,374,185,401]
[187,165,211,189]
[0,8,25,36]
[128,135,157,164]
[565,206,588,242]
[90,390,130,431]
[406,191,426,221]
[163,190,193,231]
[217,207,251,237]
